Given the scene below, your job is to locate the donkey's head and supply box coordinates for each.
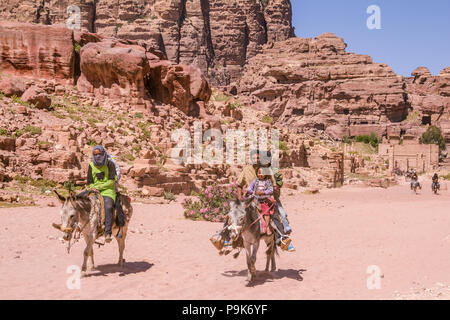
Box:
[54,190,79,239]
[227,197,254,239]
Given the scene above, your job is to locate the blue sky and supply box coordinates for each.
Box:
[291,0,450,76]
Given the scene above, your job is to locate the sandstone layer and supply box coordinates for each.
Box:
[0,0,295,85]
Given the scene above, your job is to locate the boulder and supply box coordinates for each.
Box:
[77,38,150,104]
[147,61,211,117]
[21,86,52,109]
[0,137,15,151]
[0,77,27,97]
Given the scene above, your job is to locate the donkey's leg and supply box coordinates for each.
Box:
[250,241,259,280]
[244,241,253,283]
[82,233,95,274]
[264,237,271,272]
[115,224,127,267]
[115,236,125,267]
[270,236,277,272]
[83,231,96,271]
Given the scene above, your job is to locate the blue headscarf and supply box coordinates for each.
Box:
[92,145,107,166]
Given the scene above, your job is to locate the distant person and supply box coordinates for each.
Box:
[410,171,421,190]
[432,173,440,192]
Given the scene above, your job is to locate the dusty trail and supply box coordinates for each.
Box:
[1,180,450,300]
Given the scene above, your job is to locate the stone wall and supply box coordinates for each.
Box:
[379,143,439,173]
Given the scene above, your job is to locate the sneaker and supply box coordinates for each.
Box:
[287,243,296,252]
[223,240,233,249]
[105,234,112,243]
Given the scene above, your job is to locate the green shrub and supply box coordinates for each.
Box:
[124,153,135,161]
[355,133,379,149]
[442,173,450,181]
[0,128,8,136]
[38,140,51,147]
[13,129,24,138]
[14,176,33,185]
[11,95,32,107]
[74,44,82,54]
[342,136,354,144]
[421,125,446,151]
[87,117,99,127]
[30,179,57,189]
[229,102,242,110]
[279,140,289,155]
[214,92,231,102]
[163,191,176,202]
[138,122,151,139]
[87,139,97,147]
[261,114,274,125]
[25,125,42,135]
[134,113,143,118]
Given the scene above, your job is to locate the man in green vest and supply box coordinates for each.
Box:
[87,145,118,243]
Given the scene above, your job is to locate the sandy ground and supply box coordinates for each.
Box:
[1,178,450,300]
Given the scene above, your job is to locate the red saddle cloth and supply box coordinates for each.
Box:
[258,198,276,234]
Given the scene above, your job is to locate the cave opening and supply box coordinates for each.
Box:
[422,115,431,125]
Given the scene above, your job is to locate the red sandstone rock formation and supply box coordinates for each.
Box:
[0,0,295,85]
[77,38,151,105]
[0,22,75,83]
[0,22,211,117]
[237,33,410,139]
[406,66,450,141]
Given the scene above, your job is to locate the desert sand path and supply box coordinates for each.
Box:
[1,182,450,300]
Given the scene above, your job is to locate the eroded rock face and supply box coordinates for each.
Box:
[77,38,151,105]
[237,34,410,139]
[0,22,75,83]
[76,36,210,116]
[406,66,450,141]
[147,61,211,117]
[0,0,295,85]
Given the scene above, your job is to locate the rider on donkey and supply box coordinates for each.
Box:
[258,150,294,251]
[87,145,118,243]
[216,149,294,252]
[246,167,276,235]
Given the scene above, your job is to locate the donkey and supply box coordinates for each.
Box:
[227,198,277,283]
[54,190,132,274]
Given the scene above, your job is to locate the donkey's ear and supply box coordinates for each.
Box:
[68,190,76,200]
[53,190,66,203]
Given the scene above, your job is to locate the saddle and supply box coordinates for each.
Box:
[83,190,128,238]
[255,198,276,235]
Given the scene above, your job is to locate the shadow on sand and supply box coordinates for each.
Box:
[83,261,154,278]
[222,268,306,287]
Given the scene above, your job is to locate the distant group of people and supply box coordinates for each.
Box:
[407,169,440,193]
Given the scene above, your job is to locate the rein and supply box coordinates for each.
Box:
[65,190,103,253]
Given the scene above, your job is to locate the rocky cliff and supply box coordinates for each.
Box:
[0,0,295,86]
[236,33,450,142]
